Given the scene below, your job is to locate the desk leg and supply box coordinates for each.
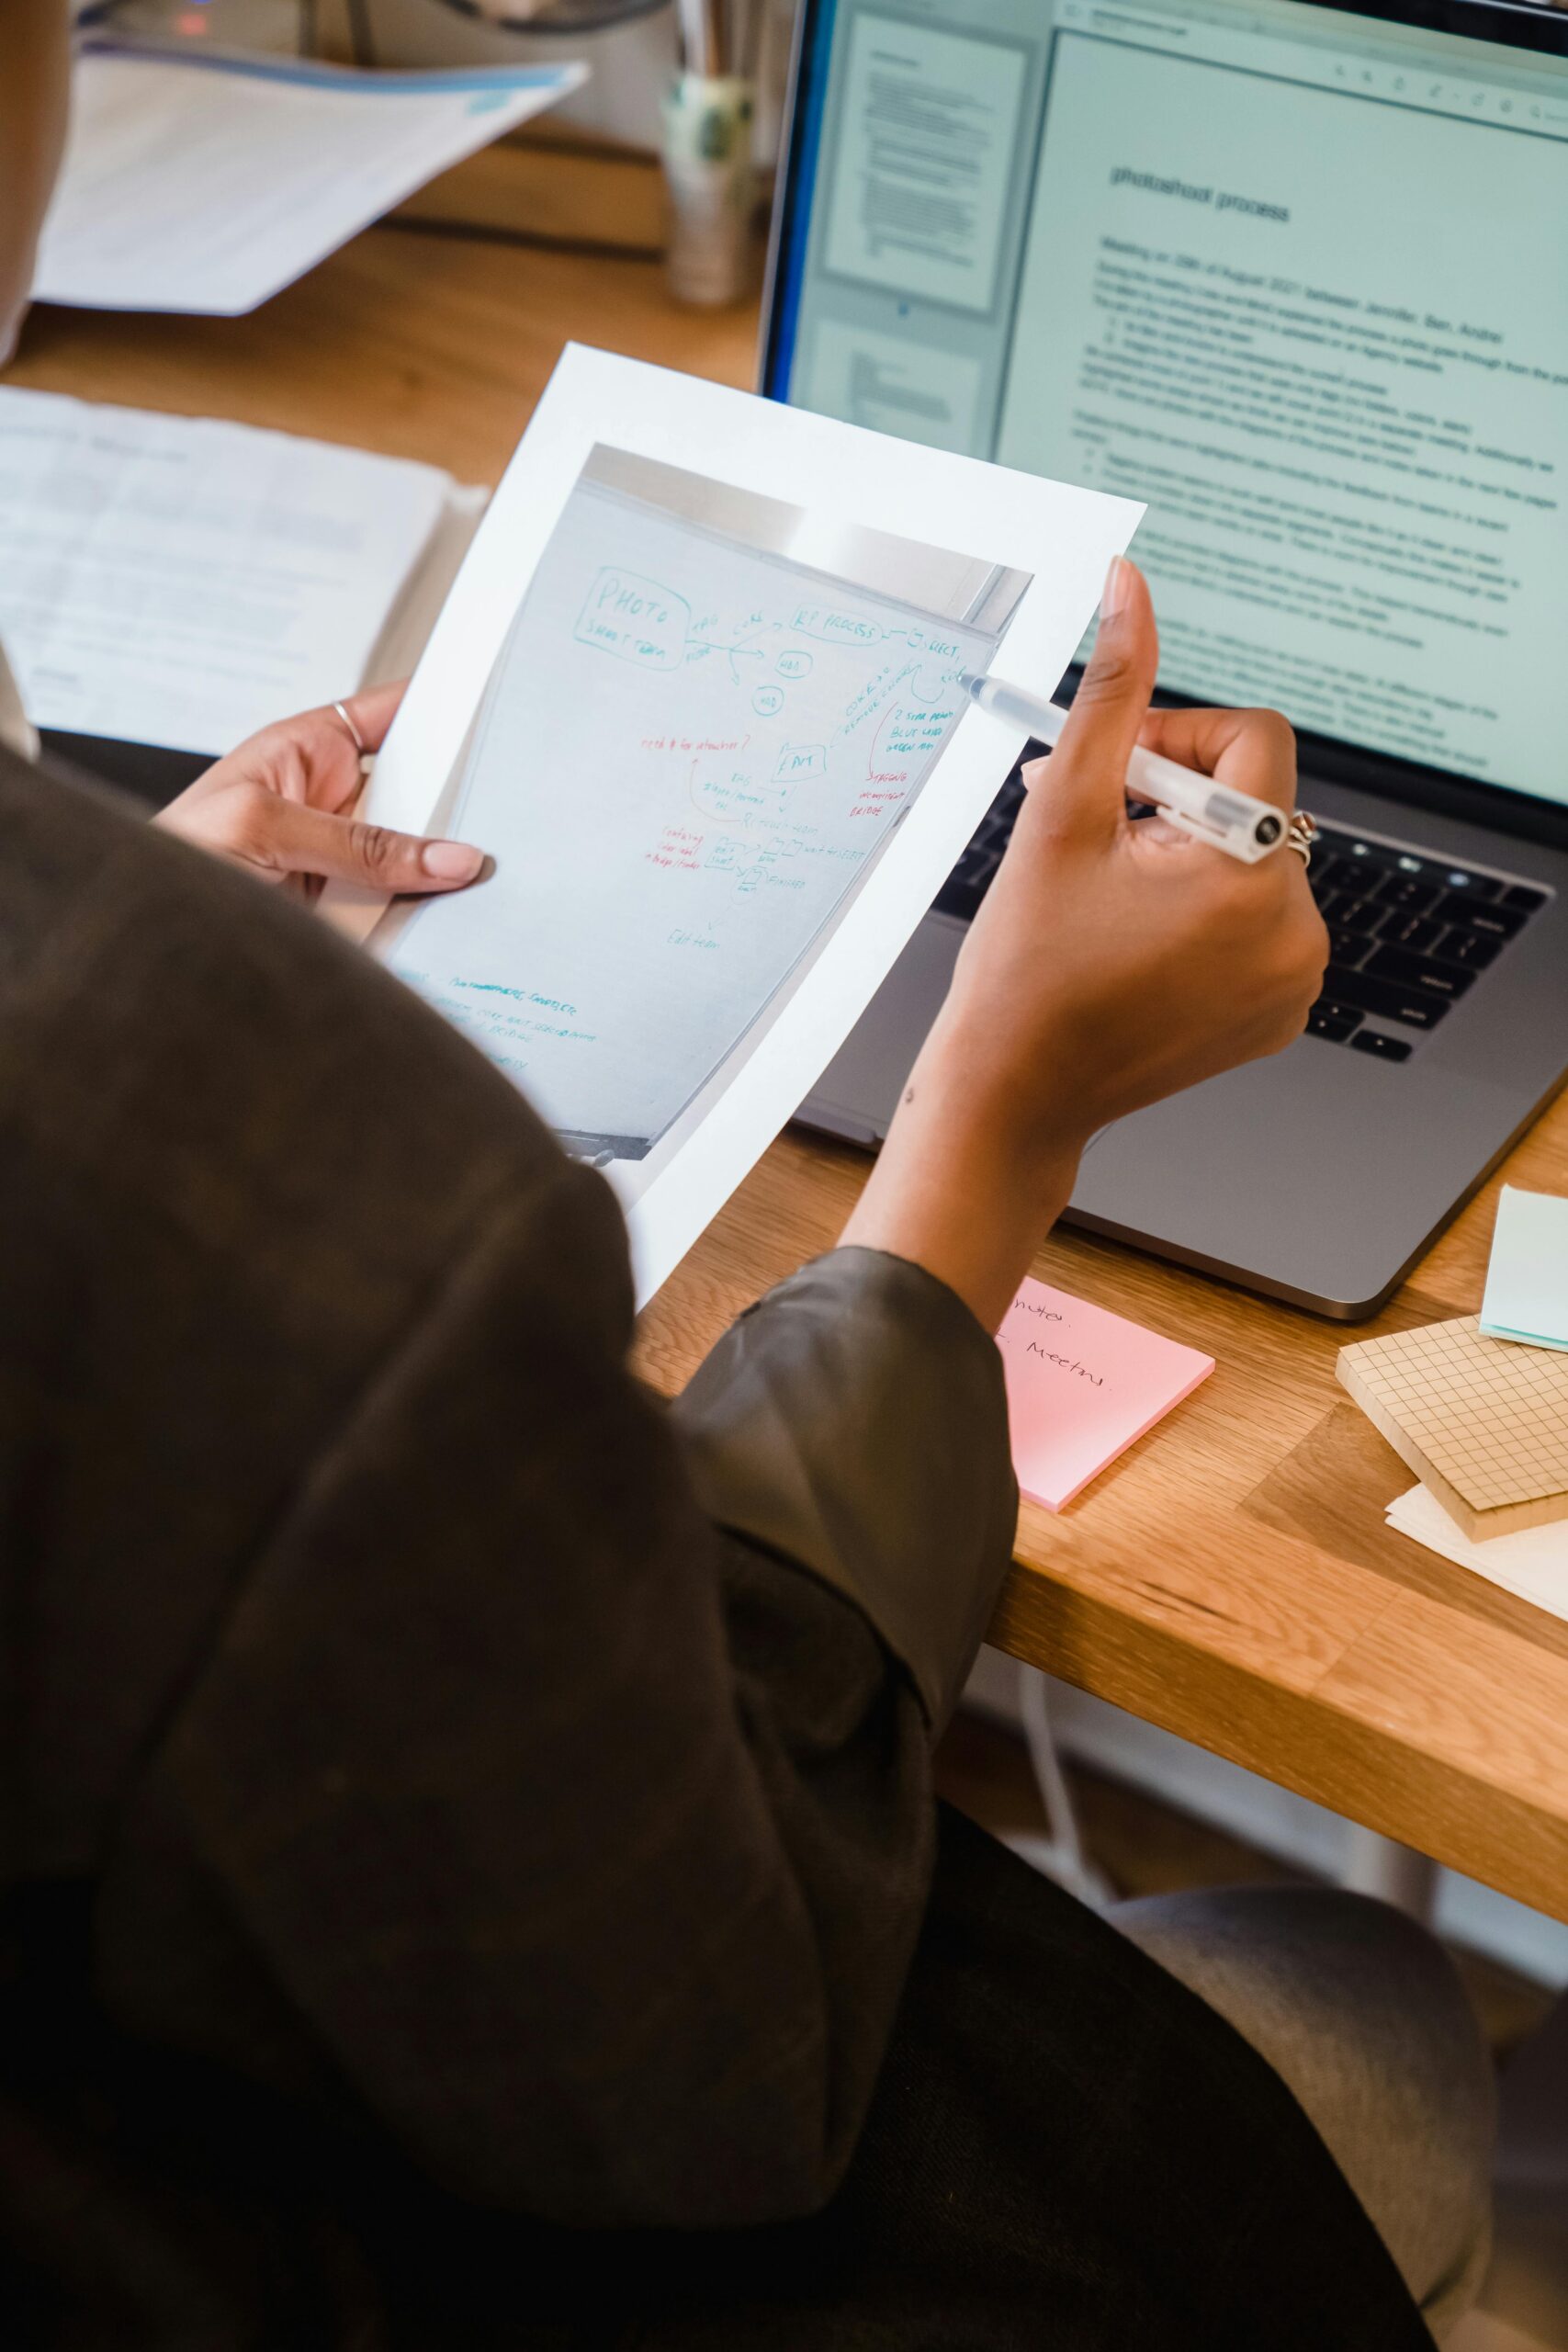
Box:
[1342,1826,1439,1922]
[1005,1667,1116,1912]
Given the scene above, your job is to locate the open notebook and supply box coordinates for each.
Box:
[0,388,485,765]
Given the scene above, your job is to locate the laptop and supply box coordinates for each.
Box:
[764,0,1568,1317]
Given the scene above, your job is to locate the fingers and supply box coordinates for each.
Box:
[229,788,487,893]
[336,678,408,756]
[1138,704,1297,814]
[1025,557,1159,840]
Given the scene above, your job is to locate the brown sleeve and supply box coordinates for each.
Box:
[144,1173,1017,2233]
[671,1247,1019,1730]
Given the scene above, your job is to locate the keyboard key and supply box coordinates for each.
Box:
[1351,1030,1414,1063]
[1308,1010,1359,1042]
[1328,927,1371,967]
[1373,876,1439,914]
[1502,883,1549,913]
[1311,995,1364,1025]
[955,847,998,887]
[1380,913,1442,953]
[1339,836,1400,876]
[1438,930,1502,971]
[1325,965,1450,1029]
[1335,898,1385,935]
[1456,902,1527,942]
[1363,945,1474,1000]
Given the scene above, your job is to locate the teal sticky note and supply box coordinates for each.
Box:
[1480,1185,1568,1351]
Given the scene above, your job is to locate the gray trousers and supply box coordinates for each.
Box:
[1116,1887,1497,2343]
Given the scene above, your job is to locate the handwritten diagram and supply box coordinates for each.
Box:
[569,560,974,902]
[385,467,1005,1164]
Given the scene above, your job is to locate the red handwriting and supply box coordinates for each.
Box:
[866,702,913,789]
[646,822,705,874]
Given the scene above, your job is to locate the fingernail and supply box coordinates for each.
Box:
[1100,555,1130,623]
[422,839,486,882]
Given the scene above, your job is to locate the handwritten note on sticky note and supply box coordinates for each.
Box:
[997,1279,1214,1510]
[1481,1186,1568,1352]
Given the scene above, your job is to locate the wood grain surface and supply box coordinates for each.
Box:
[12,141,1568,1921]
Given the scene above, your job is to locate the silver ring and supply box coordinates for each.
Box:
[333,698,367,758]
[1287,811,1319,866]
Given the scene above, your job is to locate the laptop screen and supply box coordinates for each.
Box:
[765,0,1568,811]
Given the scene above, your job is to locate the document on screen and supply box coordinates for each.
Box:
[36,45,586,316]
[332,345,1140,1302]
[992,16,1568,802]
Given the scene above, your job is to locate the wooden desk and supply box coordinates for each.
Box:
[12,139,1568,1924]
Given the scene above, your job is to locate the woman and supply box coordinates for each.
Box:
[0,549,1494,2347]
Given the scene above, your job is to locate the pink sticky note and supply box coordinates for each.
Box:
[996,1278,1214,1511]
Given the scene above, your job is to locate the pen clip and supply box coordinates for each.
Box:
[1159,805,1235,849]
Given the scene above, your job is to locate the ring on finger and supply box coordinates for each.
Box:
[1287,811,1318,867]
[333,699,367,759]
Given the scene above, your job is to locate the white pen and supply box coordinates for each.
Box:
[960,674,1286,864]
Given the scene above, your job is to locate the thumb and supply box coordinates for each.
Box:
[1034,557,1159,836]
[258,797,489,893]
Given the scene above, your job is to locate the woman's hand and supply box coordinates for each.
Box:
[154,684,489,902]
[841,558,1327,1330]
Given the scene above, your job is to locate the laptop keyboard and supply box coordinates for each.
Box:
[1305,827,1547,1058]
[933,776,1551,1066]
[932,769,1029,924]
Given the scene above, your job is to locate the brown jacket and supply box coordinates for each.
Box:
[0,752,1428,2349]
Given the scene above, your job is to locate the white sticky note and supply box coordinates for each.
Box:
[1387,1484,1568,1623]
[1480,1185,1568,1352]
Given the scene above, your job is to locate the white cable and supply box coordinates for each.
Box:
[1006,1664,1115,1911]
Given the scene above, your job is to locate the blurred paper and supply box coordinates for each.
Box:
[0,388,471,755]
[36,46,586,316]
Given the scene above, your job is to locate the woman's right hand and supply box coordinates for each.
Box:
[840,557,1327,1331]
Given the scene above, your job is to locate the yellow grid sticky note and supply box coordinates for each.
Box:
[1337,1316,1568,1541]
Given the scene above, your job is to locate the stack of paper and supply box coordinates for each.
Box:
[1385,1484,1568,1623]
[1344,1185,1568,1614]
[37,43,586,317]
[0,388,484,755]
[1337,1315,1568,1540]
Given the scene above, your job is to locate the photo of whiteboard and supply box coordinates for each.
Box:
[381,445,1029,1175]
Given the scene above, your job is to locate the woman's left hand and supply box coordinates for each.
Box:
[154,683,489,902]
